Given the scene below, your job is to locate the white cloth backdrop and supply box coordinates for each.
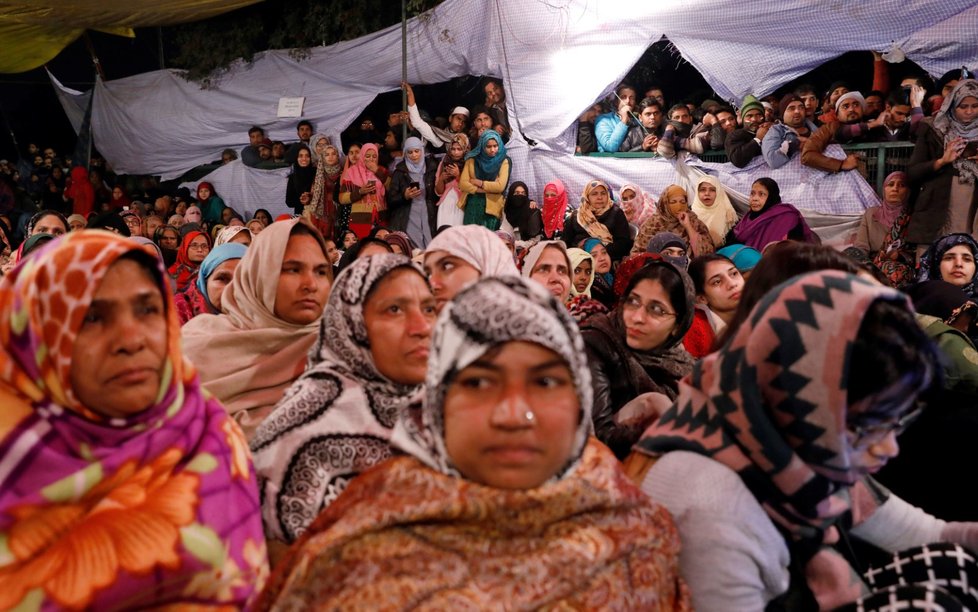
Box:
[57,0,977,178]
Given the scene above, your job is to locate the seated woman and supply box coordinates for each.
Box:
[728,177,819,250]
[168,230,211,293]
[196,181,227,227]
[917,232,978,299]
[582,237,618,309]
[182,219,333,439]
[633,270,978,610]
[383,230,416,256]
[619,183,654,228]
[214,224,252,246]
[174,242,247,325]
[251,254,436,544]
[422,224,519,313]
[339,143,388,239]
[581,254,696,460]
[690,175,738,248]
[562,180,633,262]
[646,231,690,269]
[541,178,569,240]
[7,209,68,268]
[683,253,744,358]
[258,276,689,609]
[503,180,544,242]
[252,208,273,228]
[854,171,910,254]
[632,185,714,258]
[459,129,511,230]
[567,246,609,322]
[0,231,266,609]
[716,243,762,279]
[521,240,571,302]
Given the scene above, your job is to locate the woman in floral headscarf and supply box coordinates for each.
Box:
[307,134,342,239]
[619,182,654,228]
[562,180,633,262]
[459,129,511,230]
[0,231,266,609]
[906,79,978,247]
[631,270,978,610]
[632,184,714,257]
[259,276,689,610]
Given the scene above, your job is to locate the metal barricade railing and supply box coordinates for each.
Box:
[841,142,915,194]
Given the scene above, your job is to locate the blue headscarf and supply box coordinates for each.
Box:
[403,136,426,177]
[196,242,248,311]
[464,129,507,179]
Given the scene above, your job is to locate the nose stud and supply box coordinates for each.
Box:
[524,410,535,423]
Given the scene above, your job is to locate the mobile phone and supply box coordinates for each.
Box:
[963,141,978,158]
[367,180,376,186]
[902,86,912,105]
[408,181,420,190]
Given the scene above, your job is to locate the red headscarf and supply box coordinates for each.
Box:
[168,230,210,293]
[64,167,94,218]
[542,179,568,238]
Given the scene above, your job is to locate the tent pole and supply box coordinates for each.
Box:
[82,32,106,80]
[158,27,165,70]
[401,0,408,143]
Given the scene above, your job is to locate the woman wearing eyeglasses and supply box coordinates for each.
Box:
[168,230,211,293]
[630,270,978,611]
[581,253,695,460]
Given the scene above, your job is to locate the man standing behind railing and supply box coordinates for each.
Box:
[801,92,888,173]
[875,84,927,142]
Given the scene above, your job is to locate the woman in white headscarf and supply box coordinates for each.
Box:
[690,175,738,247]
[422,224,519,313]
[390,136,438,248]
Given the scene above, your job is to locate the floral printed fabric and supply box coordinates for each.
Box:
[260,439,690,611]
[0,230,267,610]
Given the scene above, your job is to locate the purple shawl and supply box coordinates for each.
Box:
[732,202,819,250]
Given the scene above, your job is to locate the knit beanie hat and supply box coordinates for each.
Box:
[739,94,765,119]
[778,93,804,120]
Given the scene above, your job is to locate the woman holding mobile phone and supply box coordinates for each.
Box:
[905,79,978,256]
[339,143,388,239]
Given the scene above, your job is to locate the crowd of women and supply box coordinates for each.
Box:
[2,74,978,609]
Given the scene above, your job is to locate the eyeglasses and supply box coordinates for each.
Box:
[847,406,922,448]
[622,294,677,320]
[189,242,210,251]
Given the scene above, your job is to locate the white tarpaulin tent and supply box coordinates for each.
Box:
[50,0,978,241]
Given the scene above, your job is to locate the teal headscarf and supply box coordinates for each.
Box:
[196,242,248,311]
[464,129,508,180]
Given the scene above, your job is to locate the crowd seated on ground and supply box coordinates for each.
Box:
[4,55,978,610]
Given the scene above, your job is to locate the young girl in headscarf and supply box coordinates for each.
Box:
[566,246,609,323]
[0,231,267,609]
[258,276,689,610]
[434,133,469,229]
[286,145,317,217]
[196,181,227,226]
[690,175,738,247]
[906,79,978,247]
[632,184,714,257]
[339,143,388,238]
[459,129,510,230]
[562,180,633,262]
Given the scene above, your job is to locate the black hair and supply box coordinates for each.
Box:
[117,249,166,293]
[793,83,817,97]
[616,82,637,96]
[297,120,313,131]
[668,103,689,119]
[714,106,737,118]
[336,237,393,273]
[638,98,663,113]
[623,261,689,334]
[751,177,782,211]
[847,299,941,414]
[248,125,265,136]
[688,254,735,295]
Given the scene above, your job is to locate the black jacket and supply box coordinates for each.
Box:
[387,157,439,234]
[560,207,633,262]
[725,128,763,168]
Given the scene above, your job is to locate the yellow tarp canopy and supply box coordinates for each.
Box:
[0,1,262,73]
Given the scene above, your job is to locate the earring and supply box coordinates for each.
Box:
[524,410,535,423]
